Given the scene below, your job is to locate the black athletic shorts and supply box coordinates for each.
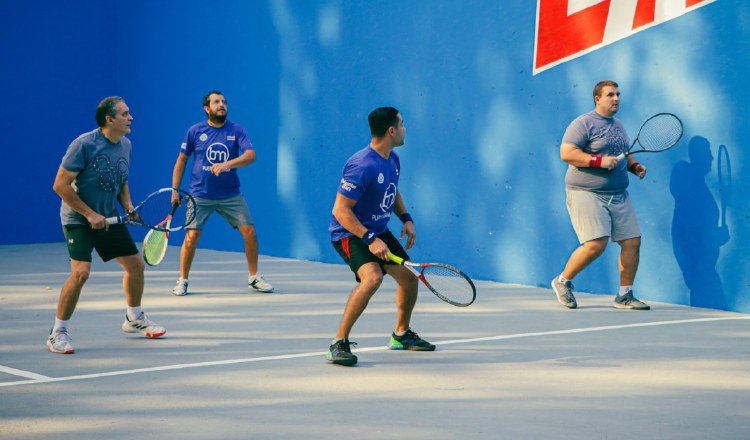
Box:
[332,230,409,282]
[62,224,138,262]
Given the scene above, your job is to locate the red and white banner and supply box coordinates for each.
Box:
[533,0,716,75]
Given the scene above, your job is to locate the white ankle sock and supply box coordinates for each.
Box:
[558,274,570,284]
[618,286,633,297]
[127,306,142,321]
[53,318,69,332]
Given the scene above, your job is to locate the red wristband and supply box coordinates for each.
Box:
[628,162,641,174]
[589,155,602,168]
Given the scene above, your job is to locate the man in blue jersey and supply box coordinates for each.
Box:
[47,97,166,354]
[552,80,650,310]
[326,107,435,366]
[170,91,273,296]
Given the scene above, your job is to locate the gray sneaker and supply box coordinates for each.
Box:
[551,277,577,309]
[172,278,188,296]
[614,291,650,310]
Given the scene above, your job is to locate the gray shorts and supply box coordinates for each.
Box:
[186,194,254,230]
[566,190,641,244]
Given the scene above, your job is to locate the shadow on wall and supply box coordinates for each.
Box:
[670,136,731,309]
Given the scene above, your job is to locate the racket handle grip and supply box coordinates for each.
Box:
[615,153,626,161]
[387,252,404,264]
[105,216,121,225]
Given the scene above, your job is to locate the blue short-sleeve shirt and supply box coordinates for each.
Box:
[329,146,401,241]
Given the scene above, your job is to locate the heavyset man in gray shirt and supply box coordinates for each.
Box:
[551,80,651,311]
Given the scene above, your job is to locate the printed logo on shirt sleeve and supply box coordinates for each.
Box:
[340,179,357,192]
[181,142,187,150]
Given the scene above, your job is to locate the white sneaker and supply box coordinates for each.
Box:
[122,312,167,338]
[172,278,188,296]
[47,327,75,354]
[248,273,274,293]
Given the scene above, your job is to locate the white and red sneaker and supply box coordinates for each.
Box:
[47,327,75,354]
[121,312,166,338]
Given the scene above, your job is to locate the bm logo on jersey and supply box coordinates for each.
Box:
[379,183,397,212]
[206,143,229,164]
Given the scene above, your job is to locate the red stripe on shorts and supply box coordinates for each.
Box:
[341,236,351,258]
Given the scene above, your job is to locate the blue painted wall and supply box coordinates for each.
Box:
[0,2,115,243]
[0,1,746,313]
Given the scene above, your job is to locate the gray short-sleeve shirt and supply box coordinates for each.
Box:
[59,129,131,225]
[562,111,630,194]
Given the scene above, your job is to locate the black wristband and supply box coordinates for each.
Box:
[398,213,414,224]
[361,229,377,245]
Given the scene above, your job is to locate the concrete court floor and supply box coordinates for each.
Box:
[0,243,748,440]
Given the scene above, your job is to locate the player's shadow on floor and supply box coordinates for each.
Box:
[670,136,730,310]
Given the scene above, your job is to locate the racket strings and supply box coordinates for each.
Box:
[137,190,194,229]
[142,231,167,265]
[421,265,475,306]
[638,114,683,151]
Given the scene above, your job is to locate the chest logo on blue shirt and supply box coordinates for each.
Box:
[199,133,208,142]
[377,173,384,184]
[206,143,229,164]
[92,154,128,193]
[379,183,397,212]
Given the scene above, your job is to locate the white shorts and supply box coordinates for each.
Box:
[566,190,641,244]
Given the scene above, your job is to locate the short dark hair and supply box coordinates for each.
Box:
[203,90,224,107]
[368,107,400,137]
[95,96,124,127]
[593,80,619,103]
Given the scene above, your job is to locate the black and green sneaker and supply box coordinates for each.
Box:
[388,328,436,351]
[326,338,358,366]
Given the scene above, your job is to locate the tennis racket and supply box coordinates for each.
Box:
[141,202,181,266]
[717,144,731,228]
[387,252,476,307]
[615,113,683,160]
[106,187,196,232]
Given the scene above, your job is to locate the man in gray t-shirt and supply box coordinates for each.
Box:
[551,80,651,311]
[46,97,166,355]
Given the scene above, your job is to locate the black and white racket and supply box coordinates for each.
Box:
[616,113,683,160]
[106,187,195,232]
[388,252,476,307]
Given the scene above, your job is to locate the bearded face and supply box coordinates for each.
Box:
[205,94,228,125]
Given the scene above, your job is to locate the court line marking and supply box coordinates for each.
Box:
[0,365,51,380]
[1,316,747,388]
